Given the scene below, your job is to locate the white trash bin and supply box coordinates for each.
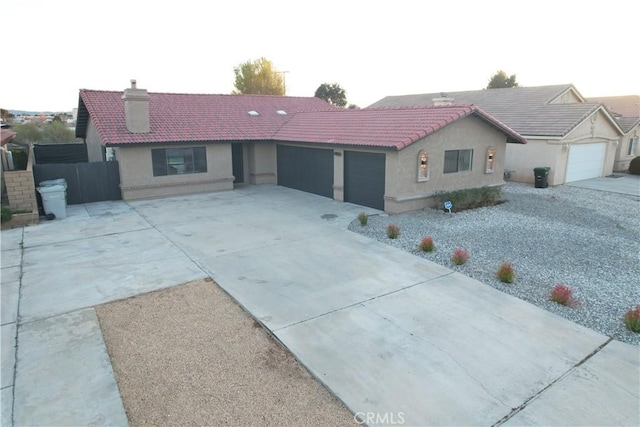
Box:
[37,184,67,219]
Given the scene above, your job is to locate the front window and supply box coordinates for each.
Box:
[444,149,473,173]
[417,150,429,181]
[152,147,207,176]
[629,136,638,156]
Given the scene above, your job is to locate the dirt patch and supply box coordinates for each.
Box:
[96,279,356,426]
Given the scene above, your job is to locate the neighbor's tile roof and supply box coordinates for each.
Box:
[586,95,640,133]
[587,95,640,117]
[368,84,616,137]
[273,105,526,149]
[77,90,339,145]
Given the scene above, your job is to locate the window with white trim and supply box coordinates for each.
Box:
[486,147,496,173]
[628,136,638,156]
[417,150,429,181]
[152,147,207,176]
[444,149,473,173]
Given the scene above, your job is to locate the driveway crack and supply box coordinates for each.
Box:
[491,336,614,426]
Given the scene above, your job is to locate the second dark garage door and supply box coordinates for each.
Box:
[344,151,386,210]
[277,145,334,198]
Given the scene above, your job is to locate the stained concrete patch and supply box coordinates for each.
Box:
[19,228,206,322]
[1,281,19,325]
[1,386,13,427]
[1,249,21,268]
[1,323,16,389]
[96,279,356,426]
[13,308,127,426]
[504,340,640,426]
[22,209,150,248]
[201,230,452,330]
[1,229,22,252]
[1,267,20,286]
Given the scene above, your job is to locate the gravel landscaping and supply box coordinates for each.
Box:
[348,182,640,345]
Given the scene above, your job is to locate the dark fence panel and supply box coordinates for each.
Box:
[34,144,89,164]
[33,161,121,205]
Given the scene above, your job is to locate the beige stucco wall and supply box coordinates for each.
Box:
[506,109,621,185]
[386,116,509,213]
[85,119,104,162]
[505,140,563,184]
[116,143,234,200]
[247,142,276,184]
[614,125,639,171]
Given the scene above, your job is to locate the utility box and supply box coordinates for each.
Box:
[37,184,67,219]
[533,167,550,188]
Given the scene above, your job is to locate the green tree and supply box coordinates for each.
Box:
[13,122,42,143]
[42,121,77,143]
[233,57,285,95]
[314,83,347,107]
[486,70,519,89]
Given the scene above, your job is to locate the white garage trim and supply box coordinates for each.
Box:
[565,143,606,183]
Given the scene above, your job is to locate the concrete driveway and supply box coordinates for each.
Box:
[566,173,640,197]
[2,185,638,426]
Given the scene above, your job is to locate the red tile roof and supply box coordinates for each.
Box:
[77,89,526,149]
[274,105,526,149]
[77,90,339,145]
[1,128,17,146]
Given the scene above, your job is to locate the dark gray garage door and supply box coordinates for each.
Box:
[344,151,385,210]
[277,145,334,198]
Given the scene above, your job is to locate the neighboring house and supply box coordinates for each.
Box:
[586,95,640,171]
[76,81,525,213]
[370,85,625,185]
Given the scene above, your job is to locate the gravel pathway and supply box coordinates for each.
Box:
[97,279,357,426]
[348,182,640,345]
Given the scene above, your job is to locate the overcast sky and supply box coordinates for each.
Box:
[3,0,639,112]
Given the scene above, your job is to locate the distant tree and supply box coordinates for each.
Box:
[41,121,77,143]
[486,70,519,89]
[314,83,347,107]
[233,57,285,95]
[13,122,42,143]
[347,104,359,109]
[52,115,63,123]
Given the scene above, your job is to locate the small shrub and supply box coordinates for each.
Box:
[451,247,469,265]
[629,157,640,175]
[496,261,515,283]
[433,186,502,212]
[386,224,400,239]
[622,305,640,333]
[419,236,435,252]
[549,284,575,307]
[357,212,368,226]
[1,206,12,223]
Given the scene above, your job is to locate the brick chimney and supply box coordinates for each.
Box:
[432,93,454,106]
[122,79,150,133]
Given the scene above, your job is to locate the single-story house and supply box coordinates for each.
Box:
[586,95,639,171]
[369,84,625,185]
[76,81,525,213]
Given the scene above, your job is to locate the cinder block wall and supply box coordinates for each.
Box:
[3,146,37,212]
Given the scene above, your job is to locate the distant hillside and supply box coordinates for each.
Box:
[8,110,72,116]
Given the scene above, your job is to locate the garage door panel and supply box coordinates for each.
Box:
[344,151,385,210]
[277,145,334,198]
[566,143,606,183]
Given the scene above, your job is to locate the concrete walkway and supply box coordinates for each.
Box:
[1,185,638,426]
[566,173,640,197]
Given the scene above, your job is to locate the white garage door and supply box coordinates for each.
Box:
[565,143,606,182]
